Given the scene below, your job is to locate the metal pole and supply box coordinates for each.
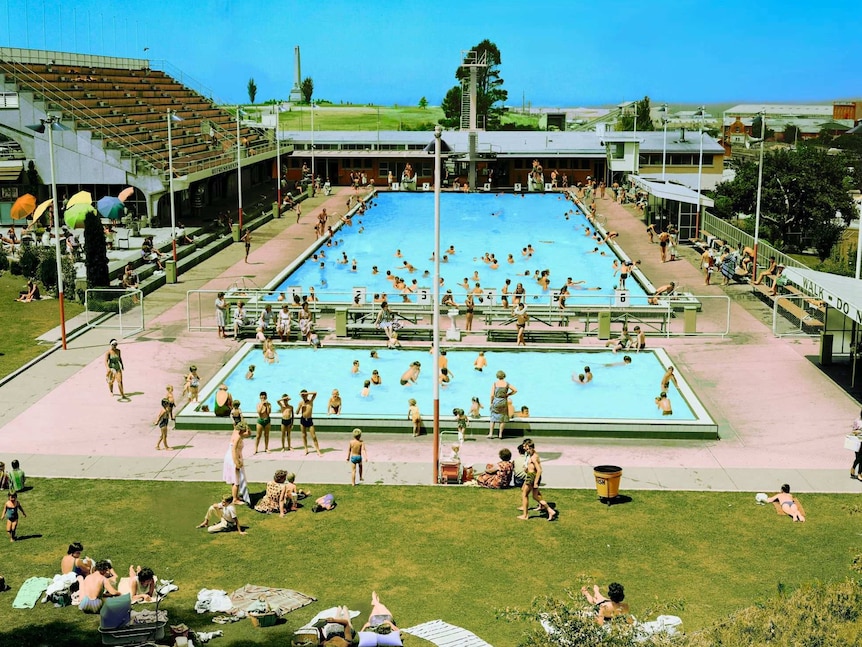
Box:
[46,118,67,350]
[753,111,766,280]
[695,106,704,239]
[167,108,177,262]
[311,102,315,189]
[276,106,281,215]
[661,103,668,181]
[432,125,442,483]
[855,213,861,280]
[236,108,243,230]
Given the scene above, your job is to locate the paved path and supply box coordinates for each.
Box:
[1,188,859,493]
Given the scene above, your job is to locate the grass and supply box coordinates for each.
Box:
[3,479,862,647]
[0,273,84,379]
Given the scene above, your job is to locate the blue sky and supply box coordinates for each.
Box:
[3,0,860,107]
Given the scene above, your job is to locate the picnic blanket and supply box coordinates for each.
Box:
[13,577,52,609]
[403,619,493,647]
[228,584,316,616]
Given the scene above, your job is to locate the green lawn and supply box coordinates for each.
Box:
[0,273,84,379]
[2,480,860,646]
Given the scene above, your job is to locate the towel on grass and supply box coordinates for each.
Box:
[402,619,493,647]
[43,573,78,600]
[229,584,316,616]
[13,577,52,609]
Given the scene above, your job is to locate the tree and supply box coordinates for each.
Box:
[84,211,110,288]
[300,77,314,104]
[783,123,800,145]
[618,96,655,131]
[751,114,775,140]
[712,142,854,256]
[247,77,257,104]
[439,86,462,128]
[418,96,428,110]
[441,39,508,130]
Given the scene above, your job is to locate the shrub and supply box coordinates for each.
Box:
[10,259,22,275]
[38,248,58,290]
[83,211,110,288]
[0,247,8,272]
[19,244,40,278]
[61,255,77,299]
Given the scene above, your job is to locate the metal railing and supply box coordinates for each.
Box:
[700,211,806,274]
[85,288,145,337]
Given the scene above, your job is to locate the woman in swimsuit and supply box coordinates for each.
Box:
[488,371,516,439]
[255,392,272,453]
[581,583,631,625]
[767,484,805,522]
[230,400,243,428]
[214,384,232,417]
[360,591,399,633]
[5,492,26,542]
[185,366,201,403]
[464,293,475,332]
[518,439,556,521]
[154,398,172,450]
[105,340,125,399]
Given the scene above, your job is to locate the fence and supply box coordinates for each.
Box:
[186,288,732,338]
[701,211,806,274]
[85,288,144,337]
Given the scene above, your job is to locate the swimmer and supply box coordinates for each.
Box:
[351,360,360,374]
[469,396,484,418]
[328,390,342,415]
[661,367,679,390]
[361,380,371,398]
[400,361,421,386]
[603,355,633,367]
[583,366,593,383]
[370,369,382,385]
[655,391,673,415]
[474,351,487,372]
[245,365,256,380]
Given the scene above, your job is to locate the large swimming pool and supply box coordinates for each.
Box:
[176,345,717,439]
[265,192,648,304]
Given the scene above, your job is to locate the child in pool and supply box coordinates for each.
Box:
[469,396,484,419]
[246,365,255,380]
[474,351,487,372]
[361,380,371,398]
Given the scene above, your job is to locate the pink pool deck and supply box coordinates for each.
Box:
[0,188,859,493]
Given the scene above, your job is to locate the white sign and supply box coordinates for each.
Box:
[614,289,629,307]
[416,288,431,304]
[352,287,366,305]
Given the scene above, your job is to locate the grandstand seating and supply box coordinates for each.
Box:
[0,60,273,176]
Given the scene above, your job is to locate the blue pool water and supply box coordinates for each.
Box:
[266,193,648,304]
[207,346,694,421]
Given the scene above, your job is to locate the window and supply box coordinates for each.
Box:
[612,143,625,160]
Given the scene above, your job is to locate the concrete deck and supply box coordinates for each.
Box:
[1,187,859,493]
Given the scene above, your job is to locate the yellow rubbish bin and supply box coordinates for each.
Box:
[231,223,240,242]
[598,311,611,340]
[593,465,623,504]
[683,305,697,334]
[335,308,348,337]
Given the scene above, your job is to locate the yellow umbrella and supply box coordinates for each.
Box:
[33,198,53,221]
[11,193,37,220]
[66,190,93,208]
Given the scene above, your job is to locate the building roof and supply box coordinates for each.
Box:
[723,104,835,118]
[631,176,715,207]
[281,130,725,156]
[781,267,862,324]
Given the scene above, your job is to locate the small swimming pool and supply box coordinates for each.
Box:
[265,193,649,305]
[177,345,717,440]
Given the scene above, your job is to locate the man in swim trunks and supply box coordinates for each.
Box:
[104,339,125,400]
[299,390,322,456]
[278,394,294,451]
[78,560,119,613]
[661,366,679,391]
[255,391,271,454]
[400,361,421,386]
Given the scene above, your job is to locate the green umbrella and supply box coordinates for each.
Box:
[64,203,96,229]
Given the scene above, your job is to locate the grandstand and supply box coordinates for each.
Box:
[0,48,285,225]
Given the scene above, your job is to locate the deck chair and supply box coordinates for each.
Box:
[115,228,130,250]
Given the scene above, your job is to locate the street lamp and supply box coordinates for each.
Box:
[26,115,69,349]
[658,103,669,181]
[310,102,315,190]
[166,108,182,263]
[695,106,706,239]
[236,107,244,230]
[752,110,766,281]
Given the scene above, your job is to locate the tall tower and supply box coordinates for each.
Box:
[460,49,488,190]
[289,46,303,103]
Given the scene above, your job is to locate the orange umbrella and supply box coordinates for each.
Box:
[118,186,135,202]
[11,193,37,220]
[66,190,93,208]
[33,198,53,221]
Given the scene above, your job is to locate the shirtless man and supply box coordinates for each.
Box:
[400,361,421,386]
[753,256,777,286]
[77,560,119,613]
[298,390,322,456]
[647,282,675,305]
[661,366,679,391]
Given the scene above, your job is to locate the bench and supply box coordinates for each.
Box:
[345,323,435,341]
[486,327,580,344]
[751,283,824,331]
